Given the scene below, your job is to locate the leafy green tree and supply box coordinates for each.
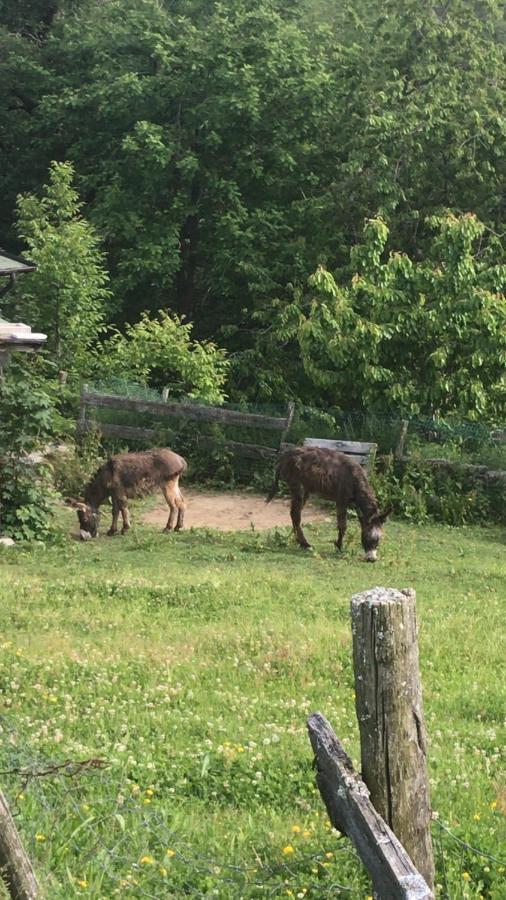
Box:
[13,161,110,376]
[23,0,336,327]
[0,0,504,412]
[264,214,506,420]
[97,310,229,404]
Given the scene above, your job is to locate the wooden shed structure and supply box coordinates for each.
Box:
[0,251,46,366]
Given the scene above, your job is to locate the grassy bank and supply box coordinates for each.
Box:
[0,505,504,898]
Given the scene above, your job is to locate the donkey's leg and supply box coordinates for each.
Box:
[107,496,120,536]
[290,489,311,549]
[335,506,347,551]
[162,484,178,532]
[118,498,131,534]
[174,478,186,531]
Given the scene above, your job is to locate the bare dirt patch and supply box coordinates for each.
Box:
[142,487,331,532]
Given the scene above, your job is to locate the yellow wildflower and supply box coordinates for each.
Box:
[145,788,154,797]
[282,845,295,855]
[159,867,167,877]
[490,801,497,810]
[291,825,301,834]
[77,879,88,889]
[473,813,480,821]
[143,798,152,805]
[35,834,46,842]
[166,849,176,858]
[140,855,154,865]
[302,830,311,838]
[325,851,333,859]
[462,872,471,881]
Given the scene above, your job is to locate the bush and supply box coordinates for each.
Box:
[372,455,505,526]
[49,427,104,499]
[0,457,57,541]
[0,360,60,540]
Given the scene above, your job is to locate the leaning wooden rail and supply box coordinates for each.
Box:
[307,714,434,900]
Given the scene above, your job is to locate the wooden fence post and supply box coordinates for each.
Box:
[395,420,409,460]
[350,587,434,890]
[278,401,295,449]
[0,790,39,899]
[78,384,88,433]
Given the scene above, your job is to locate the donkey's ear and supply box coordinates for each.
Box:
[65,497,87,510]
[379,505,393,523]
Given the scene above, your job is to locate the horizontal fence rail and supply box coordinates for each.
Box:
[81,391,289,431]
[79,388,295,461]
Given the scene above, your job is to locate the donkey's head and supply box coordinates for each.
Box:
[66,498,100,540]
[360,506,392,562]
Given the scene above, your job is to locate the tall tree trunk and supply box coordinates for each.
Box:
[176,213,198,320]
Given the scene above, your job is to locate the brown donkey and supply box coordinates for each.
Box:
[67,448,187,539]
[266,446,391,561]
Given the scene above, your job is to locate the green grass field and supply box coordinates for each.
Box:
[0,501,504,899]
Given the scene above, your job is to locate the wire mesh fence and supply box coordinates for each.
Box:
[1,739,504,899]
[84,380,506,485]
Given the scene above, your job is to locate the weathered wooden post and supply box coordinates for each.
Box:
[0,790,39,899]
[278,401,295,450]
[78,384,88,433]
[350,587,434,890]
[395,420,409,460]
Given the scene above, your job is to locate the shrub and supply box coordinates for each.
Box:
[0,360,60,540]
[49,427,104,500]
[372,455,505,526]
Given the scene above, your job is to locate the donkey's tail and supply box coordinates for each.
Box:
[265,461,281,503]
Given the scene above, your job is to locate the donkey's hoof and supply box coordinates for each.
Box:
[163,526,174,533]
[300,543,312,550]
[107,528,118,537]
[120,528,130,536]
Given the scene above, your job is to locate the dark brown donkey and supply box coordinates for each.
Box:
[266,446,391,561]
[67,448,187,539]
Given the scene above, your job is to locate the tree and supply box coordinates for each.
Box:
[13,161,109,377]
[98,310,229,404]
[0,0,504,407]
[262,214,506,420]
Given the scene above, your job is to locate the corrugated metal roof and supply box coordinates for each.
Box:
[0,251,36,275]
